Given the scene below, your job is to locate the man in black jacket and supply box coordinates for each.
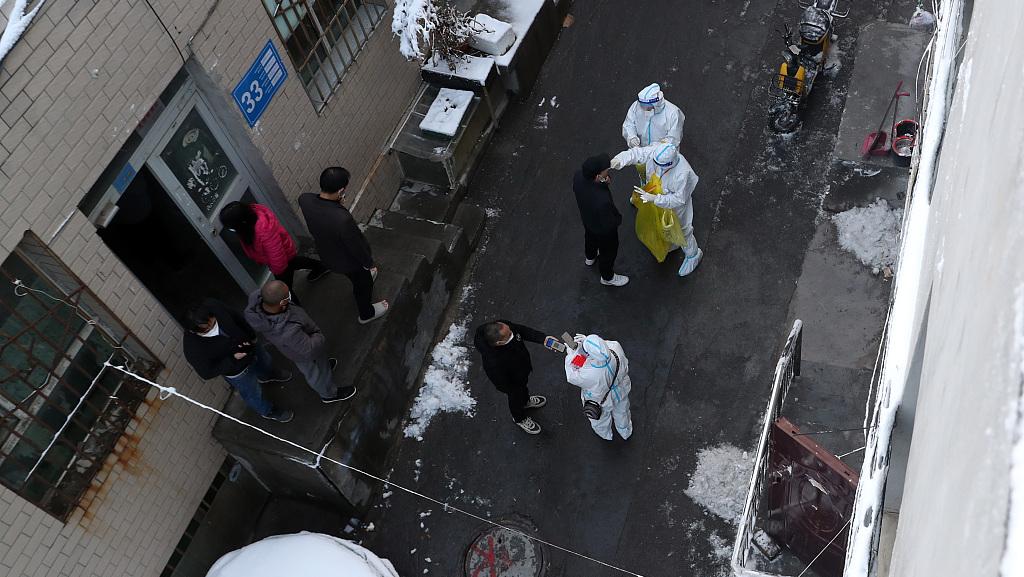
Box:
[473,320,558,435]
[573,154,629,287]
[298,167,388,324]
[182,299,293,423]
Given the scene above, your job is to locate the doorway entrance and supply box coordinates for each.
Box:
[83,73,282,323]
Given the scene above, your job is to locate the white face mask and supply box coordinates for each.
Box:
[200,320,220,337]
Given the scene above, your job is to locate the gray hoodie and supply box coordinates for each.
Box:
[243,291,326,363]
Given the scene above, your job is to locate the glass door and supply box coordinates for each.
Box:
[146,99,271,294]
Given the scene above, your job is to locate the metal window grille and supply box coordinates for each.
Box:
[0,233,160,520]
[263,0,389,110]
[160,459,231,577]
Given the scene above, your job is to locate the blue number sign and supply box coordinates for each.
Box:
[233,40,288,127]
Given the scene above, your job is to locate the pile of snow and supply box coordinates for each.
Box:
[206,532,398,577]
[684,444,753,525]
[404,322,476,439]
[833,198,904,274]
[392,0,434,60]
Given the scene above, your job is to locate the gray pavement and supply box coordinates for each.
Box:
[359,1,921,576]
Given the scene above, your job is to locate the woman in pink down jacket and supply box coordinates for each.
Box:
[219,202,329,302]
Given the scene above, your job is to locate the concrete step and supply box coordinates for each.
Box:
[452,203,487,249]
[362,225,444,266]
[370,209,463,254]
[388,180,464,222]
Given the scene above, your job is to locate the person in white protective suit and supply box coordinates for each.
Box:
[564,334,633,441]
[610,142,704,276]
[622,83,685,149]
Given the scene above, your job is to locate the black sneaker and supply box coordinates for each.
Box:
[329,358,338,372]
[322,386,356,403]
[309,268,331,283]
[258,371,292,384]
[264,409,294,423]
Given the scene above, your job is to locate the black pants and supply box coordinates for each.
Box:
[584,229,619,281]
[344,268,375,320]
[502,383,531,422]
[276,256,329,291]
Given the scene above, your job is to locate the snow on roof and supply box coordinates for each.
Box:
[206,532,399,577]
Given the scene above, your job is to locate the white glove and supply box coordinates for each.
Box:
[610,151,630,170]
[638,192,656,203]
[627,136,641,148]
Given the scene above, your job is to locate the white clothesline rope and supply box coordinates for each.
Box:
[8,281,646,575]
[106,362,647,577]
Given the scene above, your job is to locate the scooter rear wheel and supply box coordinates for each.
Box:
[770,109,801,133]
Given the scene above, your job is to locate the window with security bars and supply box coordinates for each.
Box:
[263,0,389,109]
[0,233,160,520]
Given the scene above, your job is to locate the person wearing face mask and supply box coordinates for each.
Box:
[182,299,294,423]
[564,334,633,441]
[573,154,628,287]
[244,280,356,404]
[610,142,704,276]
[473,320,561,435]
[622,83,684,149]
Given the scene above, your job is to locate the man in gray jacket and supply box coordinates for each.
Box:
[244,280,357,403]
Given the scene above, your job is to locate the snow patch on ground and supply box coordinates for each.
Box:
[832,198,904,274]
[685,444,753,525]
[404,323,476,439]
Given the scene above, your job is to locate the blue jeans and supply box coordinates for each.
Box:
[224,346,274,416]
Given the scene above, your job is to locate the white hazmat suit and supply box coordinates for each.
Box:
[564,334,633,440]
[622,83,685,148]
[611,143,703,276]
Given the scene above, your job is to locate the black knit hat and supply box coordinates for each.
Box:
[582,153,611,180]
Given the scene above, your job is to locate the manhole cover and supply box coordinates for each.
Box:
[463,519,544,577]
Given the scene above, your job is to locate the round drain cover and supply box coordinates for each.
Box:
[463,519,544,577]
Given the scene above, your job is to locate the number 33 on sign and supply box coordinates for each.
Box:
[232,40,288,127]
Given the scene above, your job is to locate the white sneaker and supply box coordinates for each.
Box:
[677,248,703,277]
[516,417,542,435]
[600,274,629,287]
[525,395,547,409]
[584,257,596,266]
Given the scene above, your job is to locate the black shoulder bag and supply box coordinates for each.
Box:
[583,350,620,420]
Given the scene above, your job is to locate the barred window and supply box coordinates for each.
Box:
[263,0,389,110]
[0,233,160,520]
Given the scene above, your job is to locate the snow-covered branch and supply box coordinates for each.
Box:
[0,0,46,65]
[392,0,481,67]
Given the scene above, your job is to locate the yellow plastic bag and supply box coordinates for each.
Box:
[632,174,686,262]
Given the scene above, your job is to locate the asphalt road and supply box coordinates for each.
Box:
[364,1,918,576]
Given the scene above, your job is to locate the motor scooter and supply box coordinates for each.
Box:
[769,0,848,133]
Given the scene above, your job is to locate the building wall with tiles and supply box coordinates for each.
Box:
[0,0,420,575]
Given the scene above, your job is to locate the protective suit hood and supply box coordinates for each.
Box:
[653,143,678,167]
[637,83,664,105]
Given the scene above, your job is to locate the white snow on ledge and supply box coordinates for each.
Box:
[421,53,494,85]
[491,0,545,67]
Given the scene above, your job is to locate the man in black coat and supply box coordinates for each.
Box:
[182,299,293,423]
[473,320,557,435]
[573,153,629,287]
[298,166,388,324]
